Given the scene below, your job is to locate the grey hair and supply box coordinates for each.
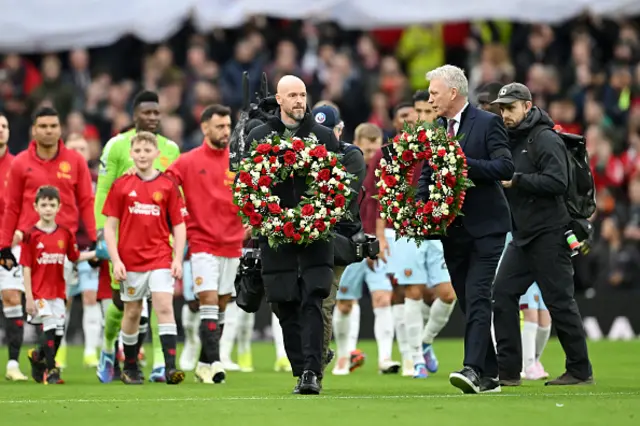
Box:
[426,65,469,98]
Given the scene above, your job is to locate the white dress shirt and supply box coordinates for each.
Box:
[447,102,469,136]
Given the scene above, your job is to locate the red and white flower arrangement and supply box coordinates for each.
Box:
[233,132,354,248]
[375,122,473,243]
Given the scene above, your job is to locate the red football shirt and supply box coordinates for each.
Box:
[97,260,112,301]
[102,173,186,272]
[20,225,80,300]
[0,150,15,223]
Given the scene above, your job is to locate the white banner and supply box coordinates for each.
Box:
[0,0,637,52]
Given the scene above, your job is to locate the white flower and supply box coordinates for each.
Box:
[429,184,434,192]
[449,145,455,152]
[311,229,320,238]
[406,135,413,142]
[381,213,386,219]
[449,156,457,164]
[253,200,261,207]
[311,172,318,179]
[304,226,311,233]
[426,129,434,140]
[334,207,343,215]
[441,168,449,176]
[434,193,442,200]
[315,200,322,208]
[287,210,295,218]
[261,187,269,193]
[329,178,337,185]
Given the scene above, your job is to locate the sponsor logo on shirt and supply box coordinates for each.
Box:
[37,252,65,265]
[128,201,161,216]
[58,161,72,180]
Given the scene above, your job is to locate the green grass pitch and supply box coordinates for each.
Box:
[0,339,638,426]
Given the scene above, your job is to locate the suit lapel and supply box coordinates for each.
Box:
[457,105,476,150]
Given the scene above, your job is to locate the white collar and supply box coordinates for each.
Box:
[449,102,469,123]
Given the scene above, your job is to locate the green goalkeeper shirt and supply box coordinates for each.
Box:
[94,129,181,229]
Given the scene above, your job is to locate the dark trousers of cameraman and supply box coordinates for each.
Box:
[492,230,593,381]
[260,238,334,377]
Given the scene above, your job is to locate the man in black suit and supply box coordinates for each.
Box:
[417,65,514,394]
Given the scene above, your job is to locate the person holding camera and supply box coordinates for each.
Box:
[491,83,593,386]
[244,75,340,395]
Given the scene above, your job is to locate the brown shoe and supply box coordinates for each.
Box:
[499,378,522,386]
[545,372,594,386]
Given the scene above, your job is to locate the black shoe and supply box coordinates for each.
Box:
[479,377,501,393]
[298,370,320,395]
[165,368,185,385]
[292,376,302,394]
[545,372,594,386]
[113,360,122,380]
[499,377,522,386]
[121,368,144,385]
[449,367,480,394]
[45,368,64,384]
[28,349,46,383]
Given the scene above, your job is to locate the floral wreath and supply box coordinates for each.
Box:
[233,132,354,248]
[375,122,473,243]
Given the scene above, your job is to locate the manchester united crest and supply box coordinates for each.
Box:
[159,156,169,168]
[152,191,163,202]
[195,276,203,286]
[127,287,136,296]
[59,161,71,173]
[57,240,65,249]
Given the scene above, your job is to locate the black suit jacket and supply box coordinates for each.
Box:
[417,104,514,238]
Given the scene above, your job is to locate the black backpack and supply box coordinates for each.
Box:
[527,125,596,242]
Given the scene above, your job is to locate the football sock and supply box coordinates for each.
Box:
[103,303,123,353]
[373,306,394,363]
[421,302,431,323]
[347,303,360,353]
[219,302,238,361]
[404,298,424,365]
[55,325,64,354]
[199,305,219,364]
[272,313,287,359]
[392,304,410,362]
[3,305,24,362]
[332,306,351,360]
[522,321,538,370]
[150,310,165,369]
[237,309,255,356]
[42,329,57,370]
[83,303,102,357]
[181,304,198,345]
[159,323,178,371]
[121,331,139,371]
[535,325,551,361]
[136,315,149,357]
[422,299,456,344]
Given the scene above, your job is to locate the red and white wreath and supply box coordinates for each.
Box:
[375,122,473,243]
[233,132,353,248]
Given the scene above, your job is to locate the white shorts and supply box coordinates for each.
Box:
[121,269,174,302]
[64,257,78,287]
[191,253,240,297]
[0,246,24,292]
[28,298,66,331]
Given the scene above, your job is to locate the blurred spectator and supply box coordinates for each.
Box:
[28,54,75,121]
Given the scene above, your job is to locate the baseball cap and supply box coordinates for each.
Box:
[312,105,341,129]
[491,83,533,105]
[477,81,504,104]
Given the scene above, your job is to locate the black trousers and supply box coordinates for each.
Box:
[260,238,334,377]
[493,230,592,380]
[442,225,505,378]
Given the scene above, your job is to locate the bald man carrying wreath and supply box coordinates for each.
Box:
[244,75,341,395]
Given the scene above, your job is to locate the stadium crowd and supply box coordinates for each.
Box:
[1,14,640,301]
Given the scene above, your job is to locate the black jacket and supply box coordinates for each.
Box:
[245,111,340,208]
[335,142,366,238]
[506,107,571,245]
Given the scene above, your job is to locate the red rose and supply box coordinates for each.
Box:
[401,151,414,162]
[383,175,398,187]
[293,233,302,242]
[249,213,263,226]
[418,130,427,143]
[317,169,331,181]
[338,183,345,190]
[273,145,280,153]
[396,193,404,201]
[292,139,305,152]
[437,148,446,157]
[258,176,272,188]
[330,218,337,224]
[446,175,457,188]
[423,201,434,215]
[256,144,272,154]
[314,219,326,232]
[253,155,264,163]
[239,171,252,185]
[330,157,337,167]
[446,196,454,205]
[284,151,297,165]
[283,222,295,237]
[242,203,255,215]
[312,145,328,158]
[301,204,315,216]
[334,194,346,208]
[320,185,330,193]
[269,156,277,163]
[267,203,282,214]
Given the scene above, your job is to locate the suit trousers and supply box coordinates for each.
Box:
[442,224,505,378]
[493,230,592,380]
[260,238,334,377]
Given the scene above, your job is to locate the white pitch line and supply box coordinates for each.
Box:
[0,391,637,404]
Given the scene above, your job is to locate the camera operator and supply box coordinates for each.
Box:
[244,75,340,395]
[309,104,369,376]
[490,83,593,386]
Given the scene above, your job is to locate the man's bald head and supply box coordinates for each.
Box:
[276,75,307,124]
